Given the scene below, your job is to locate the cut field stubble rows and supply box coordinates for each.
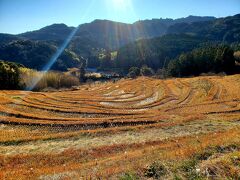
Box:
[0,75,240,179]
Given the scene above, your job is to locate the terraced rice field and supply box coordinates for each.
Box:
[0,75,240,179]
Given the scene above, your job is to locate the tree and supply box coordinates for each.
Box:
[100,51,113,69]
[234,51,240,63]
[127,71,137,79]
[116,34,204,71]
[0,60,22,89]
[87,55,100,68]
[156,68,167,79]
[128,67,140,78]
[221,46,235,73]
[140,65,154,76]
[79,59,87,83]
[167,45,236,77]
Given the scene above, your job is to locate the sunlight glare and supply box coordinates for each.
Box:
[111,0,131,10]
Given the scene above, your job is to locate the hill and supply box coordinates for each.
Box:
[116,14,240,72]
[19,23,74,42]
[0,40,83,71]
[0,33,21,45]
[0,74,240,178]
[116,34,207,70]
[1,14,239,71]
[167,14,240,43]
[17,16,215,50]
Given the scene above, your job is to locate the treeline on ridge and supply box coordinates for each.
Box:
[127,44,240,78]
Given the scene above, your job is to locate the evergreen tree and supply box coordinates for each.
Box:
[140,65,155,76]
[79,59,87,83]
[0,60,22,89]
[167,45,236,77]
[128,67,140,78]
[100,51,113,69]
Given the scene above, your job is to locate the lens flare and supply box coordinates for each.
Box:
[25,0,95,91]
[111,0,132,10]
[26,26,79,91]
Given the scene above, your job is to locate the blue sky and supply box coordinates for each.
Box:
[0,0,239,34]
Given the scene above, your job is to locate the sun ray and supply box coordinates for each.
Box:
[25,0,96,91]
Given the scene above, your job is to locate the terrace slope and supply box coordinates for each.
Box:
[0,74,240,179]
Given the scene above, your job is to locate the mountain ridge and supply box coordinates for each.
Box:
[14,15,216,36]
[0,14,239,72]
[7,15,215,47]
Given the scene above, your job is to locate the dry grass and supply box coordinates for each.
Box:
[20,68,80,91]
[0,74,239,179]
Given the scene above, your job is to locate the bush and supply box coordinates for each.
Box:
[144,161,167,178]
[119,172,139,180]
[179,159,202,180]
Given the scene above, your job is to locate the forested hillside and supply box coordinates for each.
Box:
[116,34,206,70]
[0,14,239,72]
[167,14,240,43]
[116,14,240,74]
[18,16,215,49]
[0,40,83,71]
[167,45,236,77]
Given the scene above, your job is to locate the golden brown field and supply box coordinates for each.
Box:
[0,75,240,179]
